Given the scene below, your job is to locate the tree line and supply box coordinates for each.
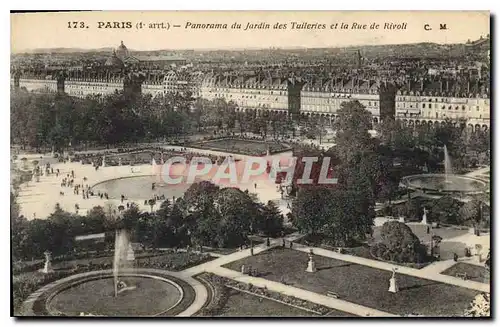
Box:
[289,100,490,247]
[11,181,284,261]
[10,90,301,152]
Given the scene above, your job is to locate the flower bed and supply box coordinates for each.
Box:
[135,252,213,271]
[195,274,230,316]
[13,271,75,315]
[12,249,171,274]
[199,273,330,315]
[12,261,45,275]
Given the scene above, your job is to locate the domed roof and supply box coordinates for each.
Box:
[105,50,124,67]
[116,41,129,60]
[117,40,128,51]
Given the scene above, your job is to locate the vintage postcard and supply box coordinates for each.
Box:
[10,11,490,318]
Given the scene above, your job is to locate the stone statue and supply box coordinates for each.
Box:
[421,207,428,225]
[41,251,54,274]
[306,249,316,273]
[388,268,399,293]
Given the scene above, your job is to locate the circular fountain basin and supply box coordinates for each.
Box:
[400,174,486,195]
[92,175,191,199]
[21,270,200,317]
[48,275,182,316]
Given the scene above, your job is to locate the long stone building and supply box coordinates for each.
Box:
[10,39,490,128]
[395,78,490,130]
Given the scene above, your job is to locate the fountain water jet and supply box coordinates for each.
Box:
[113,229,135,297]
[400,145,486,196]
[444,145,453,184]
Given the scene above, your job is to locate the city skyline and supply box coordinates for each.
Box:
[11,11,489,53]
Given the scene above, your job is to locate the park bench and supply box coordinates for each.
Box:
[456,272,469,280]
[326,291,339,298]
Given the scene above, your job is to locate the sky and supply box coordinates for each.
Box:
[11,11,490,52]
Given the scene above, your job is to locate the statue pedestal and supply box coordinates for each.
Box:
[41,261,54,274]
[305,259,316,273]
[388,277,398,293]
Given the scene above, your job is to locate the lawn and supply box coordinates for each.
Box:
[223,248,479,316]
[441,262,490,284]
[217,288,320,317]
[191,139,290,156]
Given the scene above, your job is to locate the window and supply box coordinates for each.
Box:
[422,103,426,108]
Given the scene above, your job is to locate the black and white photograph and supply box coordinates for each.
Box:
[9,10,491,318]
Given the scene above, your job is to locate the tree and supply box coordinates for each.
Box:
[403,197,424,221]
[74,206,106,235]
[255,201,284,237]
[47,205,75,254]
[183,181,220,212]
[120,205,141,233]
[459,199,488,233]
[374,221,427,263]
[334,100,374,163]
[212,188,258,247]
[292,185,374,247]
[11,192,29,260]
[291,187,330,236]
[324,187,375,246]
[429,196,463,225]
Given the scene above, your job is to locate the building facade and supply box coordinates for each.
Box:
[300,78,381,123]
[395,78,490,129]
[200,73,290,113]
